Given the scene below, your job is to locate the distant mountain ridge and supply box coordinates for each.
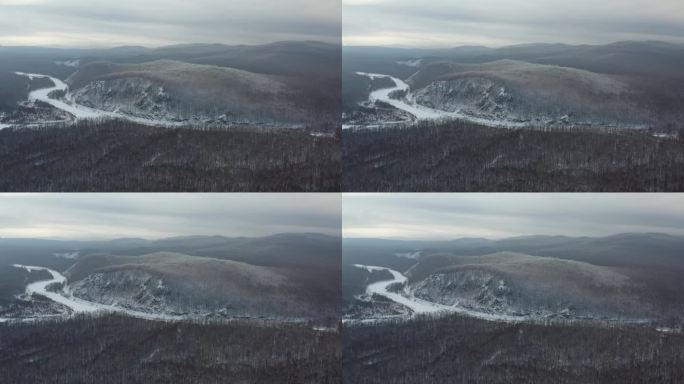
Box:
[343,40,684,130]
[343,232,684,322]
[0,233,341,321]
[1,41,341,130]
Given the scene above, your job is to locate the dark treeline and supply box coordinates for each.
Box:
[0,120,340,191]
[0,314,341,384]
[343,121,684,191]
[344,314,684,384]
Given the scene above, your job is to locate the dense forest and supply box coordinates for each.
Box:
[0,120,341,191]
[344,314,684,384]
[344,120,684,191]
[0,315,341,384]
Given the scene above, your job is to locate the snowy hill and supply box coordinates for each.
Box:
[67,60,309,126]
[406,252,647,320]
[406,60,647,128]
[65,251,334,320]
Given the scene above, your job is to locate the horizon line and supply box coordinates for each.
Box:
[342,39,680,50]
[0,39,341,50]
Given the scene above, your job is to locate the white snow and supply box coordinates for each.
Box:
[397,59,422,68]
[353,72,527,129]
[394,251,421,259]
[13,264,101,313]
[356,72,447,120]
[653,133,678,139]
[0,123,11,129]
[15,72,105,120]
[350,264,677,331]
[11,264,185,322]
[13,72,185,127]
[353,264,533,322]
[354,264,453,315]
[54,59,80,68]
[53,251,79,259]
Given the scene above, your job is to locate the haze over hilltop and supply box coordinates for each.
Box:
[342,194,684,324]
[0,194,341,324]
[1,0,341,47]
[0,0,343,193]
[343,0,684,47]
[343,194,684,240]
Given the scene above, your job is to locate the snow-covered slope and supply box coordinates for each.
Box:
[67,60,310,126]
[406,60,649,128]
[64,252,329,320]
[406,252,651,321]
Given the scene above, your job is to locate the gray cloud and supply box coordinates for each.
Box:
[343,0,684,47]
[343,194,684,239]
[0,193,341,239]
[0,0,341,47]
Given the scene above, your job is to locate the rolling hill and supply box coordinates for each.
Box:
[67,60,315,126]
[0,234,341,321]
[64,251,328,319]
[343,233,684,322]
[405,252,648,320]
[406,60,646,127]
[343,41,684,131]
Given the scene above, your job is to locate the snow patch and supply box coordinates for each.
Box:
[53,251,79,259]
[54,59,81,68]
[394,251,422,259]
[397,59,422,68]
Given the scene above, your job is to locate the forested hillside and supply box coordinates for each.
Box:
[344,121,684,191]
[344,314,684,384]
[0,120,340,191]
[0,315,341,384]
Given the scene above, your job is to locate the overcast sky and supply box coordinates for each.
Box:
[343,194,684,240]
[0,194,341,240]
[343,0,684,47]
[0,0,340,47]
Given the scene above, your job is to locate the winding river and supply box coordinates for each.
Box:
[7,264,184,321]
[353,264,531,322]
[13,72,183,127]
[356,72,447,120]
[354,264,451,314]
[354,72,526,128]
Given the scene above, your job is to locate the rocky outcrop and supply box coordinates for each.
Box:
[407,253,652,320]
[409,60,648,128]
[69,270,181,314]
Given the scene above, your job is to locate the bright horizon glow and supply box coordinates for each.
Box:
[0,194,341,240]
[343,0,684,48]
[343,193,684,240]
[0,0,341,48]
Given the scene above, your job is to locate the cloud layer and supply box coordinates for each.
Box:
[343,193,684,239]
[0,193,341,239]
[343,0,684,47]
[0,0,341,47]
